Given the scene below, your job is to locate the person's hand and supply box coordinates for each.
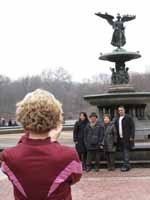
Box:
[49,124,63,142]
[129,138,134,141]
[99,144,104,149]
[129,138,134,149]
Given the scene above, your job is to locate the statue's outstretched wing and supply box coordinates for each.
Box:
[95,12,114,26]
[121,15,136,22]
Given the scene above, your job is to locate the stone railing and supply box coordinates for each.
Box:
[0,125,150,142]
[0,124,74,135]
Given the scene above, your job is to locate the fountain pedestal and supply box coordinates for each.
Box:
[84,13,150,142]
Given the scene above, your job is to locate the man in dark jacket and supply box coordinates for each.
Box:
[115,106,135,172]
[84,112,104,172]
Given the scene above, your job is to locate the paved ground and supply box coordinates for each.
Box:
[1,132,150,199]
[1,168,150,200]
[73,169,150,200]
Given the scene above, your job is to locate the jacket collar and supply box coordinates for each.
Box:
[88,121,100,128]
[22,136,51,145]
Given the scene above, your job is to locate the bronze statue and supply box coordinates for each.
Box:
[95,12,136,48]
[110,65,129,84]
[110,67,117,84]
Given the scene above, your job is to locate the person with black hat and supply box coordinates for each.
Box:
[84,112,104,172]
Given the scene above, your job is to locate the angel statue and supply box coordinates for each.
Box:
[95,12,136,48]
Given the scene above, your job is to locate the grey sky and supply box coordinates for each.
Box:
[0,0,149,82]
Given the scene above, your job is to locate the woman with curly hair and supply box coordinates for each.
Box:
[0,89,82,200]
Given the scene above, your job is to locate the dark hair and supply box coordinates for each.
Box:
[79,112,89,122]
[118,106,125,110]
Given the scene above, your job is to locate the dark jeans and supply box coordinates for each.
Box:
[86,150,101,168]
[119,139,130,167]
[122,146,130,166]
[77,152,87,168]
[105,152,115,169]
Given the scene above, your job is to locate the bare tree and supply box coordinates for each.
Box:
[1,70,150,120]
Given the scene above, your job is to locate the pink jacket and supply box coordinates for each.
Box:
[0,136,82,200]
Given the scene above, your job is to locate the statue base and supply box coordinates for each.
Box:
[108,84,135,93]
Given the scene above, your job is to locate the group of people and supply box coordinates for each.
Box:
[0,117,18,126]
[0,88,135,200]
[73,106,135,172]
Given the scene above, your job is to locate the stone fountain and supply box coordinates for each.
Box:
[84,12,150,141]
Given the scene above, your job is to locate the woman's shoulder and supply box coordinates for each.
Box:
[74,120,80,127]
[57,143,79,161]
[110,121,115,125]
[0,145,20,163]
[59,144,77,154]
[107,121,115,128]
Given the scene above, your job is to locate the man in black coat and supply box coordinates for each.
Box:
[115,106,135,171]
[84,112,104,172]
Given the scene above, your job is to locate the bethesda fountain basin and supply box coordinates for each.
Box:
[84,12,150,144]
[100,48,141,62]
[84,92,150,120]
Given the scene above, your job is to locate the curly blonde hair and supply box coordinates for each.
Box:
[16,89,62,133]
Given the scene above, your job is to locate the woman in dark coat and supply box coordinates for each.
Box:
[103,114,117,171]
[73,112,89,170]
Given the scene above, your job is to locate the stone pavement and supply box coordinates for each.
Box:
[1,132,150,199]
[1,168,150,200]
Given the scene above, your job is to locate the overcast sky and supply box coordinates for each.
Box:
[0,0,149,82]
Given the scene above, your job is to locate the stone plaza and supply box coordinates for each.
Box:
[1,132,150,200]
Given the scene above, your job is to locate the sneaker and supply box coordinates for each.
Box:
[94,166,99,172]
[108,166,115,171]
[86,167,92,172]
[120,165,130,172]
